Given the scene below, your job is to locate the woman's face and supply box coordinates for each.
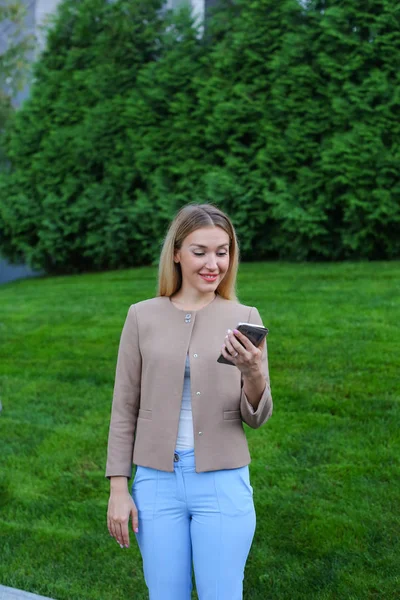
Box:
[174,226,230,296]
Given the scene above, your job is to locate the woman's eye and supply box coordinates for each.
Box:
[193,252,228,257]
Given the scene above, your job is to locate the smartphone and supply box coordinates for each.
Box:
[217,322,269,365]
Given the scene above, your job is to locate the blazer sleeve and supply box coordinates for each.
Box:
[240,306,273,429]
[105,304,142,480]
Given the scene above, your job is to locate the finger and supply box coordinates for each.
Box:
[110,519,118,542]
[107,516,113,538]
[117,522,125,547]
[232,329,255,351]
[120,520,130,548]
[221,344,234,362]
[228,331,246,354]
[224,333,237,356]
[131,507,139,534]
[111,520,123,547]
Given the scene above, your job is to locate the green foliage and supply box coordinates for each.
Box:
[0,0,399,272]
[199,0,400,260]
[0,0,201,271]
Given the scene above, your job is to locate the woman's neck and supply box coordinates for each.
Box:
[170,291,216,311]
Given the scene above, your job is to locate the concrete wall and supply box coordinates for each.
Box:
[35,0,62,52]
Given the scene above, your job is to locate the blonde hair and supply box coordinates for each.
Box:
[158,204,239,301]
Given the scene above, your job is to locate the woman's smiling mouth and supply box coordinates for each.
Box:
[199,273,219,282]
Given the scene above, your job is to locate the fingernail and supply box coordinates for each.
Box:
[233,329,239,334]
[119,543,123,548]
[227,329,232,334]
[134,528,139,533]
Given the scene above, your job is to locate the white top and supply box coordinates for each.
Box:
[175,354,194,450]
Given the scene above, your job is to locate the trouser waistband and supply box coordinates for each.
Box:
[173,448,195,466]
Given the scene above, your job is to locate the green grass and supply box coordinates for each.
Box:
[0,261,399,600]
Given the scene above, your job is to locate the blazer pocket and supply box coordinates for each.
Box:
[223,410,241,421]
[138,409,152,420]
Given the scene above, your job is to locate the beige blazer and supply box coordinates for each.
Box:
[105,294,273,477]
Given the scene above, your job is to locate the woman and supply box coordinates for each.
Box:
[105,203,273,600]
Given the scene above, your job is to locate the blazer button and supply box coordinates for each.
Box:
[193,353,198,358]
[196,391,201,396]
[198,431,203,436]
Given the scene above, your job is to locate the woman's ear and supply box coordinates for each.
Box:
[174,250,180,264]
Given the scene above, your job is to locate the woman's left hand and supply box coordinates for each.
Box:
[221,329,265,378]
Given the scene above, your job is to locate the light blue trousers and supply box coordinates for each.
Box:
[131,448,256,600]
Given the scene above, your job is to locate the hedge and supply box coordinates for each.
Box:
[0,0,399,272]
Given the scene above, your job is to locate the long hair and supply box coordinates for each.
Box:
[158,204,239,301]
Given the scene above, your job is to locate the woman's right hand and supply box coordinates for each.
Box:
[107,488,138,549]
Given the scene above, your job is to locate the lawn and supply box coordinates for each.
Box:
[0,261,399,600]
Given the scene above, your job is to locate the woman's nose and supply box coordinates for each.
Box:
[205,255,218,269]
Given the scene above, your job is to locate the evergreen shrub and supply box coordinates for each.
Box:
[0,0,399,272]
